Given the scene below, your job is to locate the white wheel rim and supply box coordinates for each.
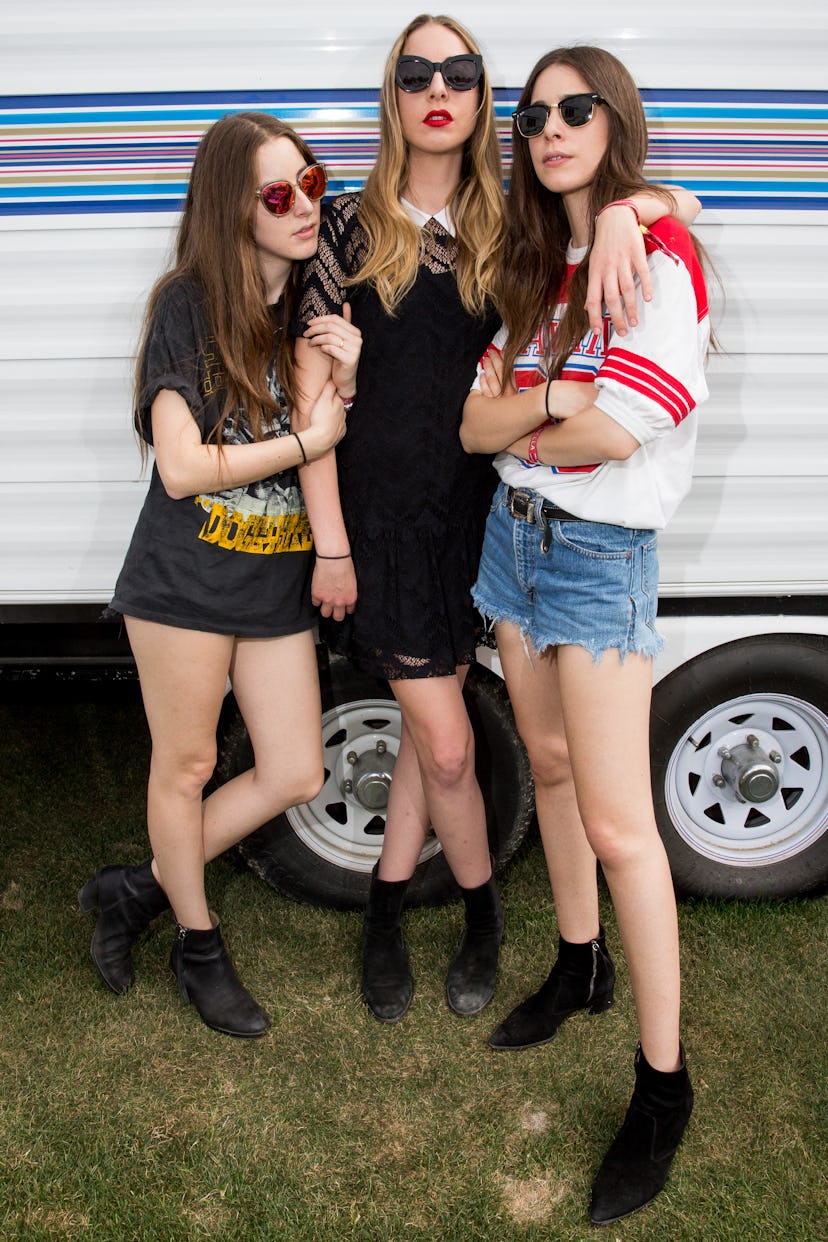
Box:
[664,692,828,867]
[283,697,442,873]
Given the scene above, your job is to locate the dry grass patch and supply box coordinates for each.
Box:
[499,1171,572,1224]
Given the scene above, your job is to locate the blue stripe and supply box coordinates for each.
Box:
[2,87,826,218]
[3,86,825,108]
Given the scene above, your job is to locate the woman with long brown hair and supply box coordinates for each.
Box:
[462,45,710,1223]
[79,111,360,1038]
[293,14,700,1027]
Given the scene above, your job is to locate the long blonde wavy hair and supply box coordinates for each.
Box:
[355,13,504,316]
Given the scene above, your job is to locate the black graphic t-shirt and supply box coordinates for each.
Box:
[110,276,314,637]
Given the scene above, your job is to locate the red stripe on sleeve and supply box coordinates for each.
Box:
[601,348,694,425]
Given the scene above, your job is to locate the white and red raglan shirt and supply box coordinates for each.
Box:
[483,216,710,530]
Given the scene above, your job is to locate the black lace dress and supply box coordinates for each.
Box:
[294,194,499,681]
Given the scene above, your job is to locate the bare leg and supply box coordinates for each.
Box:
[377,719,431,881]
[127,620,324,930]
[556,645,681,1073]
[495,623,600,943]
[126,617,232,929]
[199,630,324,860]
[385,670,491,889]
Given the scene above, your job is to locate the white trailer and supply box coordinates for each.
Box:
[2,1,826,901]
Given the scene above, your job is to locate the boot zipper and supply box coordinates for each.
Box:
[587,939,600,1003]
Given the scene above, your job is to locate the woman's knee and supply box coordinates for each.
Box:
[524,731,572,791]
[150,746,217,801]
[254,754,325,812]
[420,728,474,790]
[288,760,325,808]
[581,816,656,872]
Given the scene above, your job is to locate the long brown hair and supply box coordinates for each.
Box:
[499,47,682,382]
[135,111,315,446]
[356,13,504,316]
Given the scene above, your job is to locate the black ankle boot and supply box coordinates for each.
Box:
[589,1043,694,1225]
[78,860,170,994]
[445,873,504,1017]
[361,864,413,1023]
[488,927,614,1050]
[170,920,269,1039]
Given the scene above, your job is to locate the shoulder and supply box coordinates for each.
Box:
[149,273,209,333]
[321,192,363,233]
[644,218,708,319]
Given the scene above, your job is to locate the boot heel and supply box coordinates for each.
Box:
[78,877,99,913]
[589,992,614,1015]
[169,922,269,1038]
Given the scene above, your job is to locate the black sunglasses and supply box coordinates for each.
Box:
[512,93,605,138]
[395,54,483,93]
[255,163,327,216]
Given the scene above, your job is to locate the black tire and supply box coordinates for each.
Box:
[650,634,828,898]
[213,652,535,909]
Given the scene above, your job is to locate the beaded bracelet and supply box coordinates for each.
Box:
[342,394,356,412]
[595,198,641,228]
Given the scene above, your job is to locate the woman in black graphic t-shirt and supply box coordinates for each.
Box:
[79,111,360,1038]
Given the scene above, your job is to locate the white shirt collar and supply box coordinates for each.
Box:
[567,240,589,264]
[400,197,455,236]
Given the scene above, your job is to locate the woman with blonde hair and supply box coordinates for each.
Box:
[294,15,700,1026]
[79,111,360,1038]
[462,44,710,1223]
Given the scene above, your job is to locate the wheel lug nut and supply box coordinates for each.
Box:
[713,773,725,788]
[770,751,782,764]
[346,751,357,765]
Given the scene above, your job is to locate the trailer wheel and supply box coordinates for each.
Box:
[213,654,535,909]
[650,635,828,898]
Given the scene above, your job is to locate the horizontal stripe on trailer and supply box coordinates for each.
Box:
[2,87,825,217]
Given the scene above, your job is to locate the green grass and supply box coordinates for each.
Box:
[1,677,826,1240]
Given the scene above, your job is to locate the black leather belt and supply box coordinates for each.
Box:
[506,487,584,525]
[506,486,585,553]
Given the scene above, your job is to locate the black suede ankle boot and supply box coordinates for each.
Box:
[589,1043,694,1225]
[488,927,614,1050]
[445,873,504,1017]
[361,864,414,1023]
[170,920,269,1039]
[78,860,170,994]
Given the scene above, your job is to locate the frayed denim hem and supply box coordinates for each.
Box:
[474,599,664,665]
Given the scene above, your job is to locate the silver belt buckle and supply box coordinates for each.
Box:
[510,489,533,523]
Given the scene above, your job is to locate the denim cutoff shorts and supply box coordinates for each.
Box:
[472,482,664,661]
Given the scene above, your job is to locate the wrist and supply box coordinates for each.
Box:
[526,423,547,467]
[595,198,642,228]
[303,425,334,461]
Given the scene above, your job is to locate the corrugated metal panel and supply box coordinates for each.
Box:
[1,0,826,605]
[1,483,148,603]
[1,1,825,92]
